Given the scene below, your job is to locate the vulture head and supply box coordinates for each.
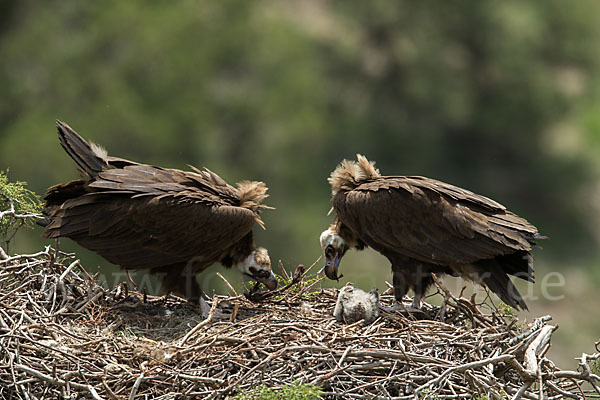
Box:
[237,247,277,290]
[320,225,351,281]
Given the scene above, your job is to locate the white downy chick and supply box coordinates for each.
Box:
[333,282,380,324]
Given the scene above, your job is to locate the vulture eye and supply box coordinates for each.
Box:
[249,266,258,275]
[325,245,334,258]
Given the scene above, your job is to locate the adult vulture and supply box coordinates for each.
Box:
[320,155,543,311]
[40,121,277,307]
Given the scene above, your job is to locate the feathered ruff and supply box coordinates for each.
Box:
[329,154,380,196]
[236,180,271,229]
[90,143,108,162]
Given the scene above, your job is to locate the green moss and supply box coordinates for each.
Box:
[231,382,322,400]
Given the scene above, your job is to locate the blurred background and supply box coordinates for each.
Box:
[1,0,599,367]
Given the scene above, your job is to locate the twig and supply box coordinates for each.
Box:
[128,372,144,400]
[59,260,80,281]
[178,296,220,344]
[216,272,239,296]
[0,249,52,264]
[524,325,556,375]
[0,237,597,400]
[510,381,533,400]
[245,264,306,302]
[0,197,42,221]
[14,364,104,400]
[302,255,322,276]
[414,354,523,396]
[278,259,290,281]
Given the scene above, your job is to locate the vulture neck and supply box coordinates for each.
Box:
[221,232,256,268]
[332,221,364,251]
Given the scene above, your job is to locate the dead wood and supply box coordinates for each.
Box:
[0,247,598,399]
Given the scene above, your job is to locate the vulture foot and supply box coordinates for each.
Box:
[196,297,236,320]
[411,294,424,309]
[380,302,404,313]
[380,301,427,318]
[145,292,171,305]
[198,297,211,318]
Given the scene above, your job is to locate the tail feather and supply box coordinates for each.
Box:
[476,259,529,310]
[43,180,88,206]
[56,120,107,177]
[36,217,50,228]
[496,251,534,283]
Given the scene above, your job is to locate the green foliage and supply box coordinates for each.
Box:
[276,271,324,300]
[418,388,438,400]
[591,358,600,376]
[231,382,322,400]
[423,391,499,400]
[115,326,136,339]
[294,276,323,301]
[497,302,516,321]
[0,171,42,246]
[241,269,324,302]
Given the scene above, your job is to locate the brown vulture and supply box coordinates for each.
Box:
[40,121,277,307]
[320,155,544,311]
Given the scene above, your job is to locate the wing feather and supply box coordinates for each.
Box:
[51,195,256,271]
[335,176,539,265]
[43,163,257,272]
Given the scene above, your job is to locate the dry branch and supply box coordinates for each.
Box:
[0,246,599,399]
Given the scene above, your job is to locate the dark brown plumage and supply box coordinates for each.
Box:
[40,121,277,302]
[320,155,544,311]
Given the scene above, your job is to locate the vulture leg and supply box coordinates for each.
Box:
[390,257,435,311]
[411,261,438,309]
[411,273,433,309]
[198,297,211,318]
[153,264,204,303]
[384,261,421,314]
[376,263,410,314]
[153,264,216,317]
[391,262,410,304]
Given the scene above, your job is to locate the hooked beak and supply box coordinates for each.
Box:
[324,251,342,281]
[257,271,278,291]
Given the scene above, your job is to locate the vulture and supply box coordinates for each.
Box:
[320,155,544,311]
[40,121,277,306]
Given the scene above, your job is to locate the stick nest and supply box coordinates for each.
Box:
[1,247,599,400]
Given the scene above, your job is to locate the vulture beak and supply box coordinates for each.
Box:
[324,251,342,281]
[257,271,278,291]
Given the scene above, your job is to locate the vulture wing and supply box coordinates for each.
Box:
[334,176,540,266]
[43,164,256,272]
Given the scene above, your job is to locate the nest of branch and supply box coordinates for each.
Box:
[1,246,599,400]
